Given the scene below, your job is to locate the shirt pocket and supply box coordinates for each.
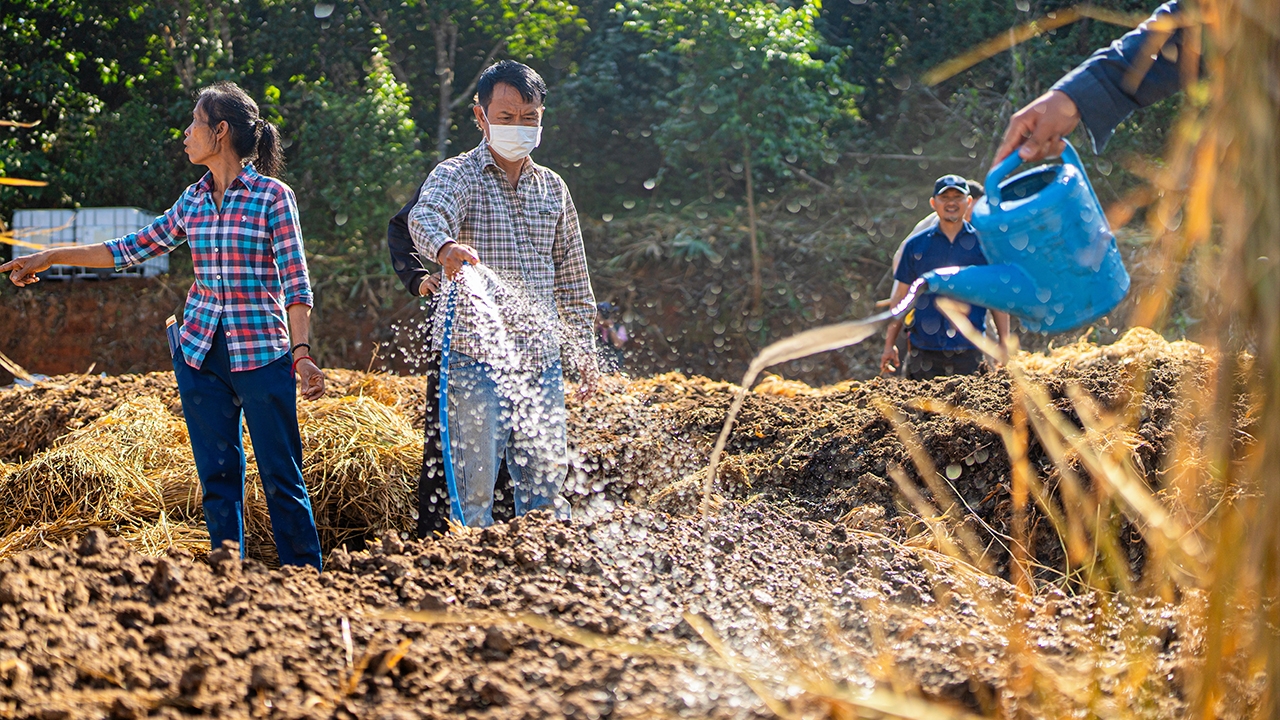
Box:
[522,193,563,256]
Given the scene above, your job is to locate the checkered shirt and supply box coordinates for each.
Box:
[408,139,596,371]
[106,164,313,372]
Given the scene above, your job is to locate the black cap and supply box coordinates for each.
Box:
[966,178,985,199]
[933,174,970,197]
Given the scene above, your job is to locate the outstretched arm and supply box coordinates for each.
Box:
[0,245,115,286]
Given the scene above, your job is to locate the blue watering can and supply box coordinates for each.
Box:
[922,139,1130,332]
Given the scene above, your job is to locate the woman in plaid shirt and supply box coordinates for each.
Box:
[2,82,325,570]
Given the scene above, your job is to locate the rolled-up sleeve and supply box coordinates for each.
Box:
[408,166,469,262]
[105,195,188,271]
[551,180,597,354]
[268,186,313,308]
[1053,1,1187,153]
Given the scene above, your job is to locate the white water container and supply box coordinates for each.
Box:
[11,209,76,267]
[75,207,167,278]
[9,207,165,279]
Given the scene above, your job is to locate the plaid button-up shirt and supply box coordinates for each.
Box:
[106,164,313,372]
[409,139,596,371]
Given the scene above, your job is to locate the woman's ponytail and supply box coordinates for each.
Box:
[254,118,284,178]
[196,82,286,177]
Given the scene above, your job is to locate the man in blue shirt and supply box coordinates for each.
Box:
[880,175,1010,380]
[994,1,1187,164]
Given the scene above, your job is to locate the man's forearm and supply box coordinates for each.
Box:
[884,319,903,352]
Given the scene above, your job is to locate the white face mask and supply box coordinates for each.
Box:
[483,108,542,161]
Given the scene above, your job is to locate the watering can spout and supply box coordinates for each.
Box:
[924,263,1042,320]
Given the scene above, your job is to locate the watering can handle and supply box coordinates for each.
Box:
[985,139,1084,206]
[984,149,1025,205]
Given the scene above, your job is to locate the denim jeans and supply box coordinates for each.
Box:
[173,321,323,569]
[445,353,569,527]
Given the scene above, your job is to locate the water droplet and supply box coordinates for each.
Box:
[314,2,335,18]
[1016,0,1030,10]
[1009,234,1029,251]
[787,200,802,213]
[623,200,636,209]
[946,464,962,479]
[902,196,918,210]
[699,101,719,115]
[1035,287,1052,303]
[602,213,613,222]
[643,179,656,190]
[334,212,348,226]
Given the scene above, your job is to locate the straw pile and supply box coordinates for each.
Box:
[243,396,420,563]
[1011,326,1213,376]
[0,390,422,564]
[0,397,206,558]
[0,371,180,461]
[324,369,430,427]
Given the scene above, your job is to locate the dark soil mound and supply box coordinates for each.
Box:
[570,329,1218,583]
[0,508,1187,718]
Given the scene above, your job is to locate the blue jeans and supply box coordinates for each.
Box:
[173,322,323,569]
[446,354,569,527]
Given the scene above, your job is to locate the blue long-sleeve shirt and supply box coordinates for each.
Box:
[1052,1,1188,152]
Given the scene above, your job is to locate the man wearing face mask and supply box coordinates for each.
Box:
[408,60,598,528]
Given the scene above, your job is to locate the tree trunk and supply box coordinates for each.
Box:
[743,138,762,316]
[433,19,459,164]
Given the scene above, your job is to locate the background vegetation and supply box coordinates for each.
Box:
[1,0,1177,269]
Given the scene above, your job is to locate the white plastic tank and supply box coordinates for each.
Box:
[75,207,167,278]
[11,209,75,265]
[10,207,166,279]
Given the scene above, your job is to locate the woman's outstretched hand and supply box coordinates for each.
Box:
[0,251,53,286]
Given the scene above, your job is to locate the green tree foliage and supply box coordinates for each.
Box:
[0,0,1181,269]
[281,64,424,258]
[821,0,1178,179]
[623,0,856,185]
[355,0,585,162]
[621,0,857,309]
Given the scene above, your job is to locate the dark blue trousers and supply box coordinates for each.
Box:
[172,323,323,570]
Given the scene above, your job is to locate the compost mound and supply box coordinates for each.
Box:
[0,507,1190,718]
